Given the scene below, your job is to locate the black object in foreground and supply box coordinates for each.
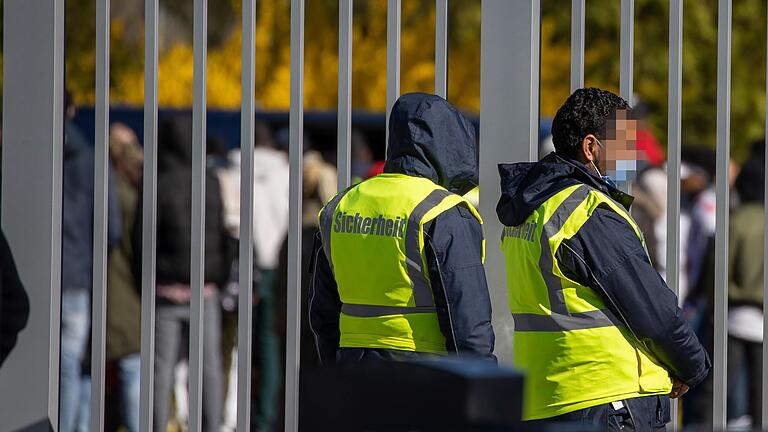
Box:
[300,359,524,431]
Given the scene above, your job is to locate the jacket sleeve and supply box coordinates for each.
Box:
[425,205,496,361]
[308,235,342,365]
[0,229,30,366]
[557,208,710,388]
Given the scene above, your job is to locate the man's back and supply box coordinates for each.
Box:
[310,93,495,364]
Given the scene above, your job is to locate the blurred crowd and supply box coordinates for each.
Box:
[51,90,767,432]
[56,90,387,432]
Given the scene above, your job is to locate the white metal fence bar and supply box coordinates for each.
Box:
[435,0,448,98]
[337,0,353,189]
[139,0,159,429]
[620,0,634,104]
[713,0,732,428]
[285,1,305,430]
[570,0,585,92]
[479,0,541,365]
[763,3,768,421]
[386,0,401,148]
[764,4,768,425]
[90,0,110,429]
[237,0,256,429]
[0,1,65,428]
[665,1,683,429]
[188,0,208,428]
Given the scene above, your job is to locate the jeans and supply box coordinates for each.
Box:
[154,297,223,432]
[118,353,141,432]
[526,395,671,431]
[59,290,90,432]
[253,269,279,431]
[76,376,91,432]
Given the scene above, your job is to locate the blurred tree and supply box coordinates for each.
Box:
[45,0,768,159]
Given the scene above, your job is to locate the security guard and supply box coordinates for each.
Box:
[310,93,495,363]
[497,88,710,429]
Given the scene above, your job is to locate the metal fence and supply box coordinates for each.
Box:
[0,0,757,431]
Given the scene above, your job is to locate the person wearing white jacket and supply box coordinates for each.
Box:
[217,123,288,432]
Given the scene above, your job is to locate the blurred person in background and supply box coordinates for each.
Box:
[248,122,288,432]
[351,129,374,182]
[105,123,143,432]
[215,140,241,432]
[274,130,337,431]
[215,122,286,432]
[725,148,765,429]
[681,147,742,428]
[60,91,122,432]
[631,163,692,303]
[132,115,233,431]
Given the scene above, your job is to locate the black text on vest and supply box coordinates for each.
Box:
[333,211,407,239]
[501,222,538,243]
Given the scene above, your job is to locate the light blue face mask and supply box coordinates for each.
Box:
[591,160,618,188]
[608,159,637,182]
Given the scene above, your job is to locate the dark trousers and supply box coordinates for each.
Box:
[526,395,671,431]
[727,335,763,426]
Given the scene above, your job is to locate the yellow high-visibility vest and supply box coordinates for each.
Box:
[500,183,672,420]
[318,173,482,353]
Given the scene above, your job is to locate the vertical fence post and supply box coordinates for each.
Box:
[0,1,64,429]
[337,0,353,190]
[764,3,768,425]
[620,0,634,104]
[139,0,159,430]
[570,0,585,92]
[713,0,732,428]
[479,0,540,365]
[666,1,683,430]
[435,0,448,98]
[90,0,110,429]
[385,0,401,148]
[285,1,305,430]
[237,0,256,430]
[188,0,208,428]
[763,0,768,421]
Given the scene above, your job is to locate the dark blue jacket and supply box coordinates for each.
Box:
[497,152,711,388]
[62,120,122,292]
[309,93,496,364]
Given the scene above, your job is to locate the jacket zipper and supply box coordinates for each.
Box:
[426,236,460,355]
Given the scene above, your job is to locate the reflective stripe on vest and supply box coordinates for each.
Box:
[501,183,672,420]
[510,185,618,332]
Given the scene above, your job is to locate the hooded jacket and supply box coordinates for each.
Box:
[309,93,495,363]
[132,116,232,290]
[497,152,710,388]
[62,120,122,292]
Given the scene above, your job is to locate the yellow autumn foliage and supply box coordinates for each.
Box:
[105,0,483,113]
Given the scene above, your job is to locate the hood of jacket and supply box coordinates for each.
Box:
[383,93,478,195]
[158,115,193,171]
[496,152,634,226]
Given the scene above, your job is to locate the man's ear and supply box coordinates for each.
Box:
[581,135,597,163]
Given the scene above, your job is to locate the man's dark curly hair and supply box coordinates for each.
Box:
[551,87,630,159]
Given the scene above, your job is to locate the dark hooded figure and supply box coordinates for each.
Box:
[497,88,710,429]
[310,93,495,364]
[132,115,231,432]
